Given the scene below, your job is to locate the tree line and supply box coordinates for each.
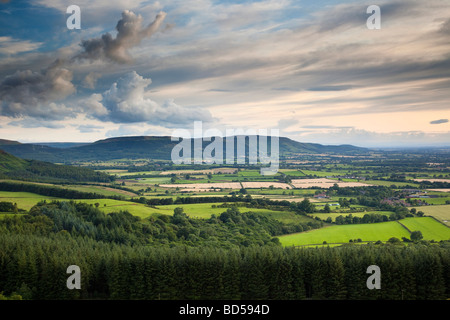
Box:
[0,201,320,248]
[0,181,124,200]
[0,231,448,300]
[1,200,449,300]
[0,159,114,183]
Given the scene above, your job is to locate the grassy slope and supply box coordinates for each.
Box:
[0,191,63,210]
[400,217,450,239]
[279,216,450,246]
[279,221,411,246]
[0,150,28,173]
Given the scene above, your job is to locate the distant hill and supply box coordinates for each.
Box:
[0,149,28,173]
[0,139,21,146]
[0,135,368,163]
[33,142,90,149]
[0,149,113,183]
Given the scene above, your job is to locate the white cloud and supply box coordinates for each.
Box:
[83,71,214,126]
[0,36,43,55]
[295,127,450,148]
[82,72,102,89]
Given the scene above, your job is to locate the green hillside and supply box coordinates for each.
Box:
[0,135,368,163]
[0,150,28,172]
[0,149,113,183]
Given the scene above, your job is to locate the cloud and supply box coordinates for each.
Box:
[0,36,43,55]
[0,10,170,126]
[105,124,145,137]
[439,18,450,34]
[277,118,298,129]
[296,127,450,148]
[82,72,102,89]
[0,59,76,120]
[302,125,354,129]
[430,119,448,125]
[77,124,104,133]
[8,118,65,129]
[83,71,214,126]
[74,10,167,63]
[307,85,356,92]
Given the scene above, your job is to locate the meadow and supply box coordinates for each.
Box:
[411,205,450,225]
[310,211,394,222]
[364,180,420,187]
[279,220,409,247]
[299,169,344,177]
[0,191,62,210]
[399,217,450,240]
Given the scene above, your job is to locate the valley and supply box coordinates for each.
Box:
[1,135,450,300]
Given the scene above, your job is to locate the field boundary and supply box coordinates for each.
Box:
[427,215,450,229]
[291,240,374,247]
[396,220,412,234]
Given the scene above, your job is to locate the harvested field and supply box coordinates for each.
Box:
[251,196,320,202]
[414,179,450,183]
[160,182,242,189]
[241,182,291,189]
[291,178,370,188]
[160,168,237,175]
[427,189,450,192]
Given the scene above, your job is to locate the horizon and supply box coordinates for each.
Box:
[1,1,450,148]
[6,134,450,150]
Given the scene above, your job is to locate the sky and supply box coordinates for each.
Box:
[0,0,450,148]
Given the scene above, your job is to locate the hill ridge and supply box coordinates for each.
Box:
[0,135,368,163]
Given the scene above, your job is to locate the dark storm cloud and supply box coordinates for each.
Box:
[0,59,76,120]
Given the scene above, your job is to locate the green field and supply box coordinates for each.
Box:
[238,170,263,177]
[412,205,450,225]
[418,196,450,205]
[0,189,313,223]
[279,220,411,247]
[0,191,63,210]
[278,169,306,177]
[364,180,420,187]
[300,169,344,177]
[310,211,394,222]
[78,199,158,219]
[63,184,137,197]
[130,177,172,184]
[72,199,297,221]
[399,217,450,240]
[115,171,160,176]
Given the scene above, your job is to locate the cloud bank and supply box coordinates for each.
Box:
[0,10,181,127]
[0,59,75,120]
[83,71,213,126]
